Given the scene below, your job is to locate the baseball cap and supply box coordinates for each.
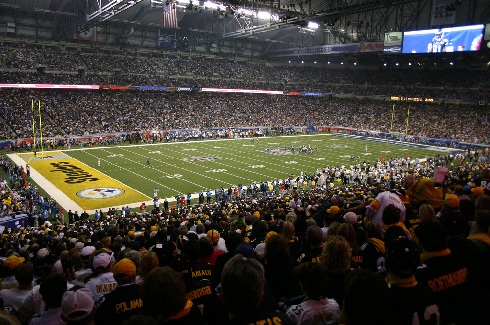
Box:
[444,194,460,209]
[52,258,73,274]
[386,237,420,278]
[3,256,25,270]
[264,231,278,243]
[92,252,112,270]
[235,242,257,259]
[80,246,96,257]
[254,243,266,259]
[327,206,341,215]
[471,187,484,197]
[343,212,358,224]
[53,260,64,275]
[113,258,136,280]
[207,229,220,244]
[61,288,94,322]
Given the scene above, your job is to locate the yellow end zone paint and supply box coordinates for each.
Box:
[29,156,149,210]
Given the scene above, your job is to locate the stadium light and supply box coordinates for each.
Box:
[256,10,278,20]
[203,1,221,10]
[307,22,319,29]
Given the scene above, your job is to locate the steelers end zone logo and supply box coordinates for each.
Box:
[77,188,125,199]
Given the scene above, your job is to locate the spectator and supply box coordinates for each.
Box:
[61,288,95,325]
[1,255,25,289]
[359,221,385,272]
[340,269,397,325]
[286,262,340,325]
[320,235,352,309]
[30,273,67,325]
[138,252,159,283]
[95,258,143,324]
[221,254,292,324]
[415,221,471,324]
[263,234,301,300]
[385,236,440,325]
[85,251,117,301]
[296,225,324,264]
[140,267,204,324]
[0,263,33,312]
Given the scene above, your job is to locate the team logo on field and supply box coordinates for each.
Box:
[184,156,219,162]
[260,148,294,155]
[326,144,350,149]
[77,188,125,199]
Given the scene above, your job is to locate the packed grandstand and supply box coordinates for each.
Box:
[0,39,490,325]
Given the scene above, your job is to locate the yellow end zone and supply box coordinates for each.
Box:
[29,156,149,210]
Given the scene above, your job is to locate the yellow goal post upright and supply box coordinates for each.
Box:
[28,99,44,163]
[390,104,395,132]
[405,105,411,135]
[389,104,411,135]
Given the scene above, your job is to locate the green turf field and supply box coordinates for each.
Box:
[63,134,452,200]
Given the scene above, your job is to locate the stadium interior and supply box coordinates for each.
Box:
[0,0,489,66]
[0,1,490,324]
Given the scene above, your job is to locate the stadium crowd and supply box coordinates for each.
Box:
[1,44,490,145]
[0,91,489,145]
[1,42,490,325]
[2,43,490,92]
[0,141,490,324]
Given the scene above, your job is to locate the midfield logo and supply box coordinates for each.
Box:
[260,148,294,155]
[326,144,350,149]
[77,188,125,199]
[184,156,220,162]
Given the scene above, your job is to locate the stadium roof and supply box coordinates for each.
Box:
[0,0,489,62]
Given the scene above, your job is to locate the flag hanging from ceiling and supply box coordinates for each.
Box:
[162,0,178,29]
[430,0,456,27]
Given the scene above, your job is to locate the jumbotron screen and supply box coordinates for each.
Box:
[402,24,484,54]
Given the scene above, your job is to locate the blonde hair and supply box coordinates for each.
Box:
[337,223,359,251]
[419,204,436,222]
[139,251,159,278]
[281,221,296,240]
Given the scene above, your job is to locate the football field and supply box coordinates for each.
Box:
[11,134,456,213]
